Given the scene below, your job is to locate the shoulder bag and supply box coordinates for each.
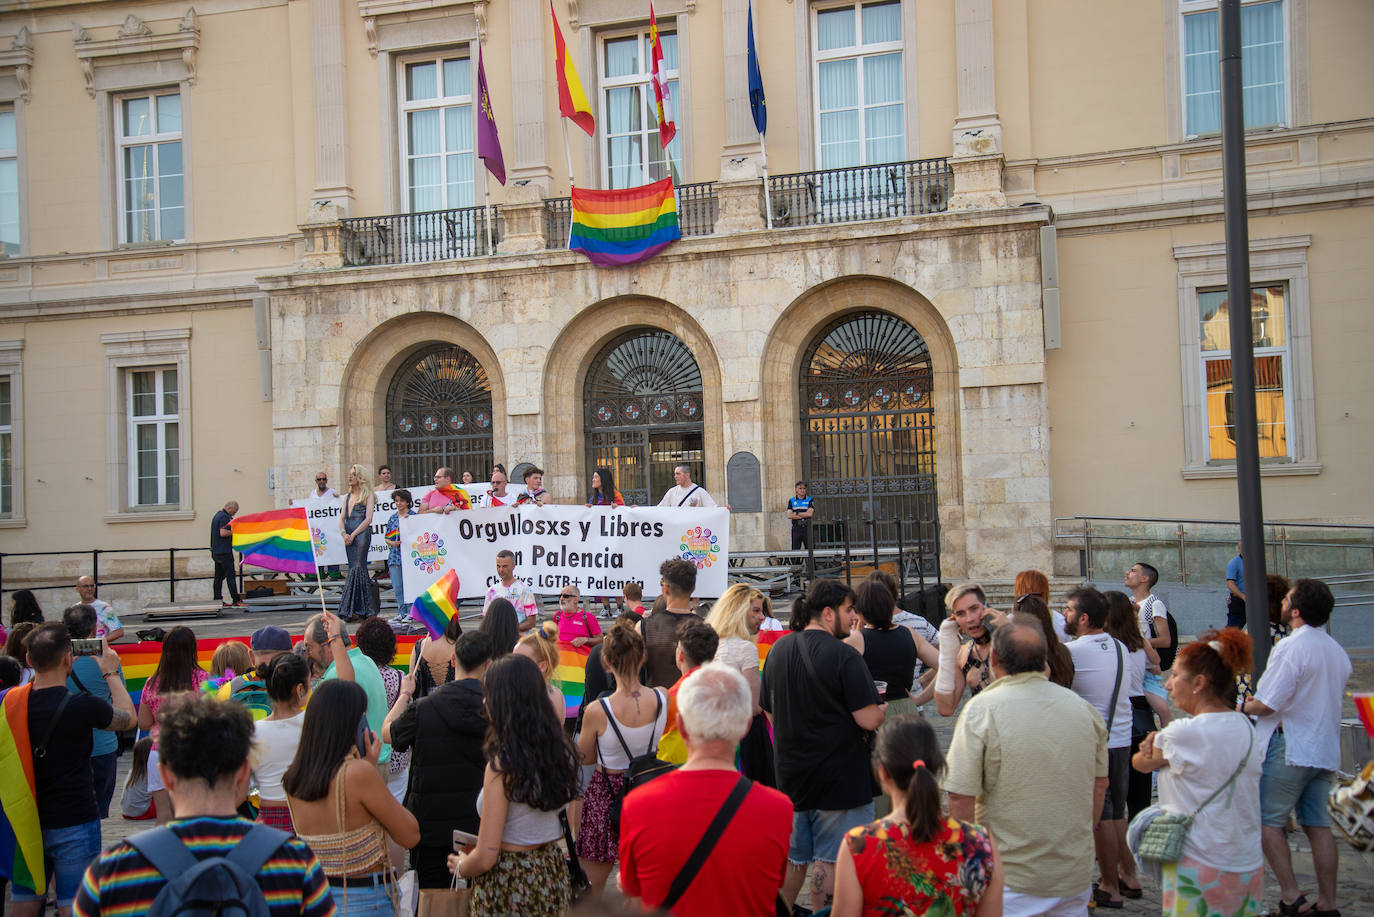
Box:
[658,775,753,911]
[1104,636,1123,739]
[600,690,675,823]
[1136,722,1255,863]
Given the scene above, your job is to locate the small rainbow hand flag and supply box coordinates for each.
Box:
[1354,693,1374,739]
[412,569,461,640]
[570,178,681,267]
[434,485,473,510]
[556,642,591,719]
[231,507,316,575]
[0,685,46,895]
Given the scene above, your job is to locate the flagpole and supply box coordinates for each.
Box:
[484,180,494,255]
[760,133,773,230]
[562,118,576,241]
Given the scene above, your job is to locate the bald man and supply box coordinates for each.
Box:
[74,576,123,643]
[211,500,242,606]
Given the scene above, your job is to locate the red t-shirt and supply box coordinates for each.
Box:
[618,769,793,916]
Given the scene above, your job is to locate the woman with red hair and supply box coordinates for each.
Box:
[1132,629,1262,917]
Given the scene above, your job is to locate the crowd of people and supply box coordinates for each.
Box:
[0,550,1357,917]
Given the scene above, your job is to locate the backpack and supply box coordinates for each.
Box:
[127,823,289,917]
[1148,600,1180,671]
[600,691,675,824]
[228,671,272,720]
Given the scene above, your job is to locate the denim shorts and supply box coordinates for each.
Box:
[9,818,102,906]
[1260,730,1334,828]
[788,802,874,865]
[335,879,397,916]
[1142,670,1168,699]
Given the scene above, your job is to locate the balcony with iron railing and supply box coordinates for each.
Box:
[323,157,952,268]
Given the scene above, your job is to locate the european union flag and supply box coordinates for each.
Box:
[747,0,766,135]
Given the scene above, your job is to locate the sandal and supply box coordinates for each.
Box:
[1119,882,1143,899]
[1271,895,1313,917]
[1092,888,1124,909]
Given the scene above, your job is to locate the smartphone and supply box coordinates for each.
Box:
[72,637,103,657]
[452,829,479,851]
[354,714,373,759]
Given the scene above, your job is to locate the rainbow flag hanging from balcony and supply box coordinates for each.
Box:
[569,178,681,267]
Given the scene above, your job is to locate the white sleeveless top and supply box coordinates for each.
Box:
[595,689,668,770]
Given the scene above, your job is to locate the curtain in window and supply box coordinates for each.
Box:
[818,59,859,168]
[1242,1,1284,127]
[408,110,443,211]
[1183,11,1220,135]
[863,52,903,164]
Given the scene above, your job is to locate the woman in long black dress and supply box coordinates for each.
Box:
[338,463,377,621]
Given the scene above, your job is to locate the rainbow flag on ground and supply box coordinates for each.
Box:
[232,507,316,575]
[555,642,591,719]
[0,685,46,895]
[570,178,681,267]
[412,570,461,639]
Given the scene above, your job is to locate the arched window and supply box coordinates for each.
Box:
[800,311,936,560]
[386,344,494,486]
[584,330,704,506]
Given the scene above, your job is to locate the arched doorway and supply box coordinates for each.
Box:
[386,343,495,485]
[584,330,705,506]
[799,311,937,558]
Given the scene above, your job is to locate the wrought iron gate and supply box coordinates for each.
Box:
[585,330,705,506]
[386,344,495,487]
[800,312,938,567]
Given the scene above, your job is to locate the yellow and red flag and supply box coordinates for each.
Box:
[551,1,594,137]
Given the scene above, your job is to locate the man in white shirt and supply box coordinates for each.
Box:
[75,576,123,643]
[313,470,341,579]
[1064,586,1133,909]
[656,464,718,508]
[1125,561,1172,727]
[479,465,512,507]
[482,549,539,632]
[1243,578,1350,917]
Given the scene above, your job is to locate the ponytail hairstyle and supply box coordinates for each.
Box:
[600,619,646,682]
[1175,627,1253,707]
[872,713,945,843]
[262,652,311,705]
[516,623,561,681]
[789,578,856,631]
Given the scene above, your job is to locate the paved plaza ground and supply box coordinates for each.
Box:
[12,602,1374,914]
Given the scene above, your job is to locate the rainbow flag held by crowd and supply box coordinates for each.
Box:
[756,629,785,669]
[555,642,591,719]
[231,507,316,575]
[1355,694,1374,739]
[433,485,473,510]
[412,570,461,639]
[569,179,681,267]
[0,685,45,896]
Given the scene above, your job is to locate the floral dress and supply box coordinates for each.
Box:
[845,816,994,917]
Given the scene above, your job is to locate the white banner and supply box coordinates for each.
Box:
[290,482,493,567]
[399,505,729,600]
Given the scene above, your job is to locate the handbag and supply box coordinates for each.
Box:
[1135,723,1255,864]
[560,810,592,904]
[416,874,468,917]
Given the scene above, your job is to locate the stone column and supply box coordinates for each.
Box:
[509,0,553,190]
[496,183,550,253]
[948,0,1005,209]
[714,178,765,234]
[297,203,346,270]
[311,0,354,213]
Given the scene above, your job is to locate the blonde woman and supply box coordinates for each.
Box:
[209,640,251,681]
[514,622,566,720]
[338,464,377,621]
[705,584,775,785]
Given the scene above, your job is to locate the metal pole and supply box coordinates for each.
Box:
[92,549,100,594]
[842,521,852,586]
[931,516,941,586]
[760,132,774,229]
[806,525,816,584]
[1220,0,1271,674]
[894,517,905,600]
[168,548,176,602]
[866,518,879,578]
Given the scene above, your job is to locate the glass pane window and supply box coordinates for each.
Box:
[126,366,180,506]
[813,1,905,169]
[1182,1,1286,137]
[0,376,10,516]
[401,55,475,212]
[117,91,185,242]
[599,28,682,189]
[0,108,16,256]
[1198,283,1291,461]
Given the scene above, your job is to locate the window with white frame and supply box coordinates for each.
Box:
[127,367,180,506]
[0,375,12,516]
[400,55,474,212]
[1198,283,1291,461]
[812,0,904,169]
[117,91,184,243]
[599,29,681,189]
[0,108,17,256]
[1182,0,1286,137]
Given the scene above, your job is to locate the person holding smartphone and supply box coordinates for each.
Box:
[284,680,419,916]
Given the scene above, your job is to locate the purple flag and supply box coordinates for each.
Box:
[476,46,506,186]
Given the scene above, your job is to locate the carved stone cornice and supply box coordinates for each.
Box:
[357,0,479,56]
[72,8,200,97]
[0,27,35,102]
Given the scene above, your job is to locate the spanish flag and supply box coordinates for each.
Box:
[551,1,594,137]
[569,178,681,267]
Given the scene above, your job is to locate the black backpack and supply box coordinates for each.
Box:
[127,823,289,917]
[600,691,675,823]
[1151,604,1180,671]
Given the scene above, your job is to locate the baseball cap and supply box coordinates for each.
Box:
[250,625,293,652]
